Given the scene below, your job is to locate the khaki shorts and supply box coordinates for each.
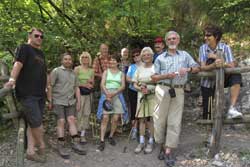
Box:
[53,104,76,120]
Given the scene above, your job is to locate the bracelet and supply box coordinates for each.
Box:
[9,77,16,82]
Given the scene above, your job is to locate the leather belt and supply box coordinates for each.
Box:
[159,83,184,89]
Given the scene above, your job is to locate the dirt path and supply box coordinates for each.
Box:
[1,102,250,167]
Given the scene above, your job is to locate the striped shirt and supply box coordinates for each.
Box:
[154,50,198,85]
[199,42,234,88]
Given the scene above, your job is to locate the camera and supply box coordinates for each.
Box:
[168,87,176,98]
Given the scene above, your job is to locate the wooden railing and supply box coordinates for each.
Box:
[0,61,25,167]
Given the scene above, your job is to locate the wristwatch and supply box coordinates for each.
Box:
[9,77,16,82]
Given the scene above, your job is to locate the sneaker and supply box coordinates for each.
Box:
[108,137,116,146]
[26,153,46,163]
[71,141,87,155]
[57,141,70,159]
[97,141,105,151]
[80,136,87,145]
[227,106,243,119]
[134,143,144,154]
[144,143,153,154]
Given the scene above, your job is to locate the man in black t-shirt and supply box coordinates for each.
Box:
[5,28,47,163]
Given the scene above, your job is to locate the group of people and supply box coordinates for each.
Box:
[4,24,243,167]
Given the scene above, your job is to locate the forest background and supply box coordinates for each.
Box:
[0,0,250,129]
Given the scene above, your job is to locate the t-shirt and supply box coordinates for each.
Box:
[15,44,47,99]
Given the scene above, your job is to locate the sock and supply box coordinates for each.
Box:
[139,136,145,144]
[81,130,85,137]
[148,137,154,144]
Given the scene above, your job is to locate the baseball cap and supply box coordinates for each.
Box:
[154,37,164,43]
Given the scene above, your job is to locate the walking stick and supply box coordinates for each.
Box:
[123,95,145,153]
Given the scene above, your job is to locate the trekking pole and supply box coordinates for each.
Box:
[123,95,145,153]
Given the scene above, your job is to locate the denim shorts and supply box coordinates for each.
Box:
[19,96,45,128]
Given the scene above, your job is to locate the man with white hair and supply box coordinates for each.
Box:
[151,31,200,167]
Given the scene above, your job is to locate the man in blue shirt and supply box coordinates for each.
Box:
[199,24,243,119]
[151,31,200,167]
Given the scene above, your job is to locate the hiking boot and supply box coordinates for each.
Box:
[26,153,46,163]
[108,137,116,146]
[227,106,243,119]
[71,141,87,155]
[80,136,87,145]
[144,143,153,154]
[134,143,144,154]
[97,141,105,151]
[158,147,165,160]
[57,141,70,159]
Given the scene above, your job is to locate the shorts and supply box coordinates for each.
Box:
[224,74,242,87]
[53,104,76,120]
[19,96,45,128]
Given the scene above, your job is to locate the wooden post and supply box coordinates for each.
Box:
[209,50,225,157]
[16,118,25,167]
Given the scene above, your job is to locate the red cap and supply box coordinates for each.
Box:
[154,37,164,43]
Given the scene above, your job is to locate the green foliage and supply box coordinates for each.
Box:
[0,0,249,68]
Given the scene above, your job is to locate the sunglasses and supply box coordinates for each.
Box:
[167,37,176,41]
[205,33,213,37]
[34,34,44,39]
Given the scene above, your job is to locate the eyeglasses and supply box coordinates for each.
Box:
[167,37,176,41]
[205,33,213,37]
[34,34,44,39]
[132,54,140,58]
